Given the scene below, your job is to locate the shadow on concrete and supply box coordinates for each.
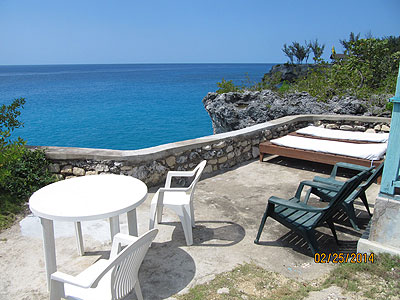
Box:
[263,156,363,178]
[71,243,195,300]
[138,242,196,300]
[136,220,244,299]
[168,220,246,247]
[255,210,366,257]
[256,230,340,257]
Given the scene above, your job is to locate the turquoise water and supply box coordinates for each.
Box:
[0,63,274,150]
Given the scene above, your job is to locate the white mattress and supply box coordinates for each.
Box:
[271,135,387,161]
[296,126,389,143]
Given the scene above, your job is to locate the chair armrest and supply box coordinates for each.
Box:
[294,180,341,199]
[51,259,110,288]
[113,233,139,245]
[167,170,196,177]
[268,196,327,213]
[165,170,196,187]
[51,272,92,288]
[111,233,140,257]
[159,187,189,193]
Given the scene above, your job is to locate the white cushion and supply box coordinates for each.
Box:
[296,126,389,143]
[271,135,387,161]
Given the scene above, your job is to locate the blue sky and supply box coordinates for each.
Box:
[1,0,399,65]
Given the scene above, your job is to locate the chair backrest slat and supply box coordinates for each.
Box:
[318,169,372,225]
[105,229,157,300]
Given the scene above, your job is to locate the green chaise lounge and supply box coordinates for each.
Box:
[254,169,372,255]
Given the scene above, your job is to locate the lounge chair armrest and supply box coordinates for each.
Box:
[295,180,341,199]
[313,176,344,186]
[330,163,373,179]
[268,196,327,212]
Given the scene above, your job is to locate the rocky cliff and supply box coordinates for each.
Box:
[202,90,390,134]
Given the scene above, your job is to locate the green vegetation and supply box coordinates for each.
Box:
[0,98,56,229]
[282,41,312,64]
[295,36,400,101]
[177,253,400,300]
[216,33,400,108]
[323,253,400,299]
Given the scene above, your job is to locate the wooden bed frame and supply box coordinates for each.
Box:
[259,140,384,168]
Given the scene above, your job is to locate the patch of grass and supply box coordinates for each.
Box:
[323,253,400,300]
[176,254,400,300]
[177,263,317,300]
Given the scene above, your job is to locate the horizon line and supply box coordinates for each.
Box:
[0,62,283,67]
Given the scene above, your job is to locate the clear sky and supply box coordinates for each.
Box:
[1,0,399,65]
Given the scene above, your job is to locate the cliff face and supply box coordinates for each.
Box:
[202,90,390,134]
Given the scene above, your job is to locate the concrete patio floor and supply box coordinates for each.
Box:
[0,157,380,300]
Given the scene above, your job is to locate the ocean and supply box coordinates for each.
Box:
[0,63,274,150]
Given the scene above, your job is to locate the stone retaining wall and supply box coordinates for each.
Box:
[39,114,390,188]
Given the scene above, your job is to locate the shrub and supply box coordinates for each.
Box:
[216,78,242,94]
[0,98,56,229]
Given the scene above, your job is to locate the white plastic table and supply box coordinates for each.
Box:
[29,174,148,290]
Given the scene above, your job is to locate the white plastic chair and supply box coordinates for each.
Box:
[49,229,158,300]
[149,160,207,246]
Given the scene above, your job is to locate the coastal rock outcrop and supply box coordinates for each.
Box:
[262,63,314,83]
[202,90,390,134]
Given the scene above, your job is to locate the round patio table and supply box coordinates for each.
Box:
[29,174,148,290]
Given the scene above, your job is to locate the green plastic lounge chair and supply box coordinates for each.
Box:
[311,162,384,230]
[254,169,371,255]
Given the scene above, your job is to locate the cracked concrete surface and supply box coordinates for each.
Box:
[0,157,379,299]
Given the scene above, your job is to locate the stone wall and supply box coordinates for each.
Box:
[39,114,390,188]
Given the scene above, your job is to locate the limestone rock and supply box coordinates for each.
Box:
[72,167,85,176]
[213,141,226,149]
[49,163,60,173]
[217,287,229,294]
[365,128,376,133]
[325,124,339,129]
[86,171,97,175]
[166,156,176,167]
[202,89,389,134]
[60,165,73,175]
[381,124,390,132]
[339,125,353,131]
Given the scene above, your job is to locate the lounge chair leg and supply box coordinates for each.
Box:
[254,204,272,244]
[342,202,360,231]
[326,219,339,245]
[359,192,372,216]
[303,229,319,256]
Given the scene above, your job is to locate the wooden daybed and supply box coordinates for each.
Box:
[259,127,387,168]
[259,140,384,168]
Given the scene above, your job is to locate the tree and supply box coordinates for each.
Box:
[340,32,360,53]
[282,41,311,64]
[282,43,294,64]
[290,41,311,64]
[308,38,325,61]
[0,98,26,149]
